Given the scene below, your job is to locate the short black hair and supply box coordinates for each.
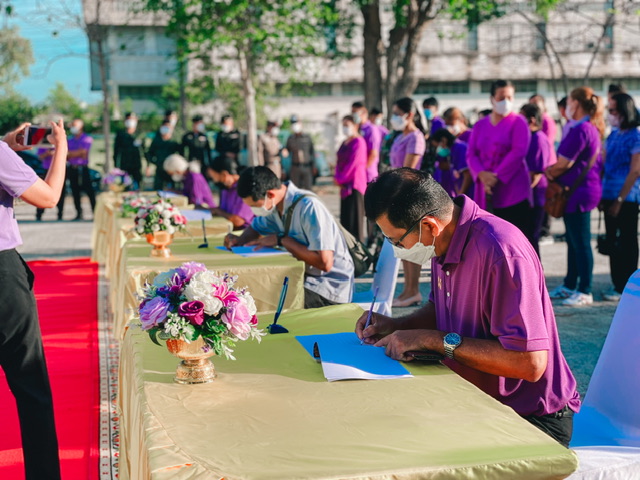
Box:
[609,83,626,94]
[221,114,233,123]
[164,109,176,117]
[209,155,238,175]
[520,103,541,126]
[557,96,567,109]
[490,79,513,97]
[611,92,640,130]
[529,93,544,103]
[364,168,453,228]
[351,101,365,110]
[237,166,282,200]
[192,114,203,122]
[422,97,438,108]
[430,128,455,147]
[161,119,172,126]
[125,112,136,119]
[478,108,492,118]
[370,107,383,116]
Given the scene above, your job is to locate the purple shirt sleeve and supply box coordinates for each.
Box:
[430,117,446,135]
[407,131,426,156]
[526,131,550,173]
[494,115,531,184]
[557,124,587,161]
[466,122,483,180]
[0,142,39,197]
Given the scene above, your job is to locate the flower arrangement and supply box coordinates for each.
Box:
[103,168,133,192]
[133,197,188,235]
[120,193,150,218]
[139,262,264,359]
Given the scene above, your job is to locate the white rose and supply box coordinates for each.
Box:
[136,226,144,234]
[239,292,257,316]
[162,210,171,218]
[183,276,224,316]
[152,224,160,232]
[154,204,163,212]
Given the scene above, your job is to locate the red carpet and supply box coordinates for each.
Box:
[0,258,99,480]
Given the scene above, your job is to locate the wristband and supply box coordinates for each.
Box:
[617,196,624,203]
[277,234,284,247]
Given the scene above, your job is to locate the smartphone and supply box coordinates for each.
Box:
[23,126,53,147]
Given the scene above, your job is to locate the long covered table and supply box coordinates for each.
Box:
[118,303,578,480]
[112,239,305,338]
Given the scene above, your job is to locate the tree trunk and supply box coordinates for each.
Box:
[385,25,406,120]
[238,45,258,167]
[360,1,383,111]
[96,33,111,173]
[395,20,431,97]
[178,58,187,129]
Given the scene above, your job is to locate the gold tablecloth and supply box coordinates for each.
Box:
[112,239,305,338]
[118,304,578,480]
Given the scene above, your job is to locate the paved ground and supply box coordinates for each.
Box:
[15,178,620,398]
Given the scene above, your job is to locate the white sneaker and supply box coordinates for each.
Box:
[562,292,593,306]
[602,289,622,302]
[539,235,554,246]
[549,285,575,299]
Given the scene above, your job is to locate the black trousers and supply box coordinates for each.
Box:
[494,200,535,247]
[69,165,96,216]
[304,288,339,309]
[522,405,574,448]
[340,191,365,243]
[603,200,640,293]
[0,250,60,479]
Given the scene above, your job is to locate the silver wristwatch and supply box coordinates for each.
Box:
[443,332,462,359]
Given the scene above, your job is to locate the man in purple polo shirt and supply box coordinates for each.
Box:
[207,156,254,229]
[351,102,381,183]
[356,168,581,447]
[65,119,95,220]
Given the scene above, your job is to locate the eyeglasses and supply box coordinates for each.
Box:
[383,212,432,249]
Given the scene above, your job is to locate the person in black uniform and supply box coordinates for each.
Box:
[113,112,144,188]
[148,119,181,190]
[181,115,212,174]
[215,114,241,167]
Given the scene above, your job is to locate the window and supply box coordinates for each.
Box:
[480,80,538,94]
[467,25,478,52]
[416,81,470,95]
[119,85,163,100]
[535,22,546,51]
[275,83,333,97]
[609,78,640,91]
[342,83,364,96]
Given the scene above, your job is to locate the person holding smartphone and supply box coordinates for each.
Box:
[1,120,67,480]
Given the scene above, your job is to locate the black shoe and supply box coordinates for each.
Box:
[36,215,42,222]
[73,214,83,221]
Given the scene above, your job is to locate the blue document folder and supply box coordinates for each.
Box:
[296,332,413,381]
[215,246,289,257]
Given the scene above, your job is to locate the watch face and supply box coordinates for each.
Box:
[444,332,461,347]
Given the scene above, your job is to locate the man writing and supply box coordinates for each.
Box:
[356,168,580,447]
[224,166,353,308]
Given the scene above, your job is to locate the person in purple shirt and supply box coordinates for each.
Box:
[389,97,428,308]
[356,168,581,448]
[335,115,368,242]
[443,107,474,198]
[65,119,95,220]
[370,107,389,142]
[208,156,254,229]
[163,153,217,209]
[529,94,558,165]
[422,96,446,135]
[1,120,68,480]
[467,79,534,244]
[429,128,457,197]
[351,102,381,183]
[520,104,552,258]
[546,87,605,306]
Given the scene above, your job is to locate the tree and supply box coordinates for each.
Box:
[0,91,42,135]
[141,0,346,166]
[45,82,85,119]
[0,26,34,90]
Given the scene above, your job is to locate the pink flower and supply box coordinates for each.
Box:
[250,315,258,327]
[175,262,207,282]
[222,301,252,340]
[212,282,240,307]
[178,301,205,326]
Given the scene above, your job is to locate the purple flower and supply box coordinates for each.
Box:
[139,296,171,330]
[178,301,205,326]
[175,262,207,282]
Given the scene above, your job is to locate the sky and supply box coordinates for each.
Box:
[8,0,101,104]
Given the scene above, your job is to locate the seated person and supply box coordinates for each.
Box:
[163,153,216,209]
[355,168,581,447]
[207,156,254,229]
[224,166,354,308]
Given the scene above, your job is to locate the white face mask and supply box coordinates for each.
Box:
[565,104,575,121]
[70,126,80,136]
[390,114,408,131]
[352,112,362,125]
[222,124,232,133]
[125,119,137,130]
[292,123,303,134]
[449,124,462,135]
[271,127,280,136]
[250,195,275,217]
[608,113,620,128]
[493,98,513,116]
[195,122,206,133]
[342,125,354,137]
[171,173,184,183]
[391,222,437,265]
[160,126,171,136]
[374,117,383,126]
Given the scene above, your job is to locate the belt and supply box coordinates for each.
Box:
[541,405,573,419]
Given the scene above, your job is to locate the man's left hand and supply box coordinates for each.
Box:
[245,234,278,249]
[608,201,622,218]
[374,330,439,362]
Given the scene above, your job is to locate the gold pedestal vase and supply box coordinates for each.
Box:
[165,337,216,384]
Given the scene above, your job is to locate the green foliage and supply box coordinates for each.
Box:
[45,82,85,119]
[0,90,43,135]
[0,26,34,88]
[447,0,505,25]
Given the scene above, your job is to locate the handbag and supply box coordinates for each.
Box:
[544,149,599,219]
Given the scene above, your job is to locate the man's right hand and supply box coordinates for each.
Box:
[224,233,241,249]
[355,312,397,345]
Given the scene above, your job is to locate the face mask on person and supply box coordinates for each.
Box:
[608,113,620,128]
[70,126,80,136]
[352,112,362,125]
[342,125,354,137]
[160,126,171,136]
[392,221,437,265]
[125,119,137,130]
[222,124,232,133]
[171,173,184,183]
[196,122,206,133]
[390,114,408,131]
[449,124,462,135]
[492,98,513,116]
[374,117,383,126]
[436,146,451,157]
[271,127,280,136]
[424,109,434,120]
[250,194,276,217]
[565,103,575,121]
[292,123,303,134]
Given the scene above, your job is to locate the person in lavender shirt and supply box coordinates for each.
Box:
[546,87,604,306]
[356,169,581,448]
[335,115,367,242]
[163,153,217,209]
[389,97,428,308]
[208,156,254,230]
[443,107,473,198]
[1,120,67,480]
[351,102,381,184]
[467,79,533,244]
[65,119,95,220]
[520,104,552,258]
